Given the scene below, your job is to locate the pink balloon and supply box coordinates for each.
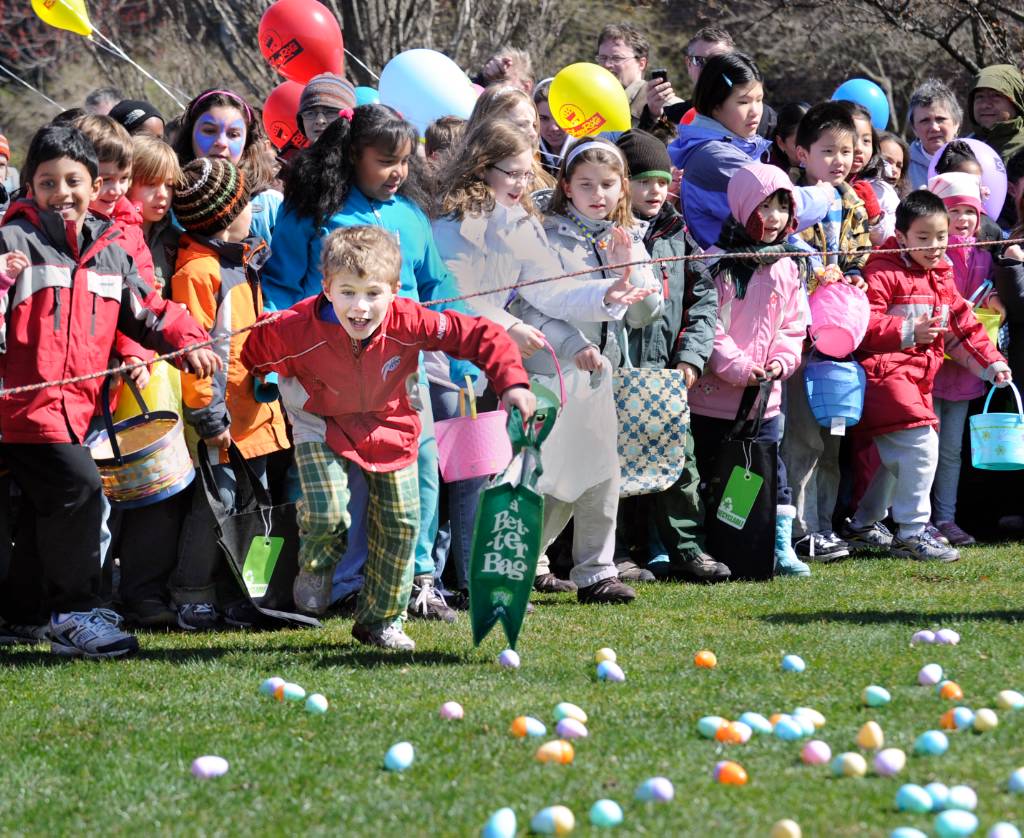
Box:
[926,138,1007,219]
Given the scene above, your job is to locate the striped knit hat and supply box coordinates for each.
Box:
[173,157,249,236]
[299,73,356,115]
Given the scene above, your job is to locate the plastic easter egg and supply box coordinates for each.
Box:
[715,721,743,744]
[731,721,753,743]
[595,647,617,664]
[530,805,575,835]
[596,660,625,682]
[739,712,774,735]
[190,755,229,779]
[305,693,328,714]
[973,708,998,732]
[793,714,815,736]
[801,740,832,765]
[919,664,944,686]
[283,682,306,702]
[952,707,975,730]
[535,739,575,765]
[939,681,965,701]
[988,824,1021,838]
[697,716,727,739]
[510,716,547,738]
[384,741,414,772]
[914,730,949,756]
[793,707,826,729]
[934,810,978,838]
[947,785,977,812]
[997,690,1024,710]
[941,709,958,730]
[831,752,868,778]
[498,649,520,669]
[439,701,464,720]
[771,819,802,838]
[857,721,885,750]
[1010,768,1024,793]
[781,654,806,673]
[713,760,748,785]
[482,807,517,838]
[635,776,674,802]
[864,685,892,707]
[896,783,935,814]
[926,782,951,811]
[874,748,906,777]
[554,703,587,724]
[273,683,287,701]
[912,630,937,645]
[694,650,717,669]
[935,629,961,645]
[892,829,929,838]
[555,718,588,740]
[774,716,804,742]
[589,799,623,828]
[259,676,285,696]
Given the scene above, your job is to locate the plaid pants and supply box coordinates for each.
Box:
[294,441,419,627]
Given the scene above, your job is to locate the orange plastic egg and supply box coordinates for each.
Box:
[940,681,964,701]
[694,650,718,669]
[535,739,575,765]
[714,760,748,785]
[716,722,744,744]
[940,709,957,730]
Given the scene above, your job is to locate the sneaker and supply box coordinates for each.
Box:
[176,602,220,632]
[533,572,577,593]
[49,609,139,659]
[0,620,50,645]
[121,599,177,629]
[935,521,975,546]
[577,577,636,604]
[839,518,894,552]
[924,523,951,545]
[292,567,332,616]
[669,553,732,583]
[352,620,416,651]
[793,531,849,562]
[614,560,656,582]
[892,531,960,563]
[408,575,457,623]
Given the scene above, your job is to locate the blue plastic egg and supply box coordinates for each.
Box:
[482,807,517,838]
[782,654,806,672]
[952,707,976,730]
[739,712,773,735]
[988,824,1022,838]
[1010,768,1024,794]
[947,785,977,812]
[935,809,979,838]
[794,713,815,736]
[282,682,306,702]
[635,776,674,802]
[891,829,930,838]
[864,685,892,707]
[774,715,804,741]
[896,784,935,814]
[530,805,575,835]
[596,660,625,682]
[384,741,414,772]
[914,730,949,756]
[589,799,623,828]
[697,715,726,739]
[926,782,951,811]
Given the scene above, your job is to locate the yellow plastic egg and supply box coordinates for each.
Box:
[771,819,802,838]
[535,739,575,765]
[973,708,998,732]
[595,647,616,664]
[857,721,885,750]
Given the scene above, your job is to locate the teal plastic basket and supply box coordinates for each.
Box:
[970,382,1024,470]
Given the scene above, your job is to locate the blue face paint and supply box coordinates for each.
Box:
[193,112,247,163]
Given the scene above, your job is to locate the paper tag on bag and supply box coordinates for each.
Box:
[241,536,284,598]
[831,416,846,436]
[716,466,764,530]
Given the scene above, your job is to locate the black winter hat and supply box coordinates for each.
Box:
[615,130,672,182]
[108,99,164,134]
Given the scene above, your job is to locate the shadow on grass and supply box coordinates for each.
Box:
[761,609,1024,625]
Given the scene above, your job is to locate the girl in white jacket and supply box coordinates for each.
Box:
[430,120,650,600]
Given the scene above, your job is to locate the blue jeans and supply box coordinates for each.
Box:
[932,397,970,523]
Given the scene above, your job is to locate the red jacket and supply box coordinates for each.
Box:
[241,294,529,472]
[107,195,157,366]
[855,241,1007,438]
[0,200,209,444]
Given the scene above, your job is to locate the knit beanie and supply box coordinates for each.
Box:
[615,129,672,181]
[0,134,9,160]
[108,99,164,134]
[298,73,356,115]
[928,171,983,215]
[173,158,249,236]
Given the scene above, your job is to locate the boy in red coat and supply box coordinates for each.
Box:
[242,225,534,651]
[842,190,1011,562]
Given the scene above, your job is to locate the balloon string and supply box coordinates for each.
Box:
[88,26,188,109]
[0,59,64,109]
[344,48,379,81]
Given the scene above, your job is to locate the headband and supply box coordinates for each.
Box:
[565,140,625,170]
[188,89,254,124]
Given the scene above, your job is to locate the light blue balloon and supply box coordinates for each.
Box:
[832,78,890,130]
[354,86,379,106]
[589,799,624,828]
[378,49,478,134]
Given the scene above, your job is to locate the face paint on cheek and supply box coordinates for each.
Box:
[226,119,246,161]
[193,114,247,161]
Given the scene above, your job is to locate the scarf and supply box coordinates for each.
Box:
[712,215,804,299]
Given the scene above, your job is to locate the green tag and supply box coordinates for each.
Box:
[716,466,763,530]
[241,536,284,598]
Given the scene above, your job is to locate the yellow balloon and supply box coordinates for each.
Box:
[32,0,93,36]
[548,63,631,138]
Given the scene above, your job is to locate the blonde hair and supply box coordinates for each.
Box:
[73,114,132,170]
[488,47,534,89]
[438,119,538,220]
[465,86,554,189]
[130,135,180,185]
[548,138,634,227]
[321,225,402,292]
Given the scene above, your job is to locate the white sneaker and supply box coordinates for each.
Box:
[352,620,415,651]
[50,609,139,659]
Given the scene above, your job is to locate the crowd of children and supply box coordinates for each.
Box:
[2,27,1024,659]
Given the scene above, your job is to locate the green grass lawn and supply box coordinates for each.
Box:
[2,547,1024,836]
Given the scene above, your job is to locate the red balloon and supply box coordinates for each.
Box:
[258,0,344,84]
[681,107,697,126]
[263,81,310,150]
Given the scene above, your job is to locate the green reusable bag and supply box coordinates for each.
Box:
[469,397,558,649]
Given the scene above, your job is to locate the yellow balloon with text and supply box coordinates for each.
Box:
[32,0,93,36]
[548,63,631,138]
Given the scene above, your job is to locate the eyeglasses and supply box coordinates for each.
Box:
[686,55,709,68]
[300,106,340,123]
[595,53,638,66]
[491,165,535,185]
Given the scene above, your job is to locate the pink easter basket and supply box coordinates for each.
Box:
[809,281,870,358]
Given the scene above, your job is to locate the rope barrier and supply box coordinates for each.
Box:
[1,236,1021,400]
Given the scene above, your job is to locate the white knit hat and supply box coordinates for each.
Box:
[928,171,983,214]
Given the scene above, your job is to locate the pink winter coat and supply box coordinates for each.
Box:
[688,164,807,421]
[932,236,994,402]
